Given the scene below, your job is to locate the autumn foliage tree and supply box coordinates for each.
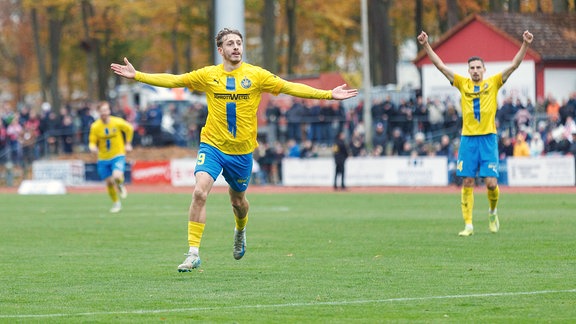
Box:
[0,0,34,105]
[0,0,573,111]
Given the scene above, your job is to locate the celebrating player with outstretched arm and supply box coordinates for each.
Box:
[111,27,358,272]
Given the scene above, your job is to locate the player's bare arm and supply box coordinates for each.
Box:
[332,84,358,100]
[417,31,455,83]
[110,57,136,79]
[502,30,533,83]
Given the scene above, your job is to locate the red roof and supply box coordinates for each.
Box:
[414,13,576,66]
[285,72,348,89]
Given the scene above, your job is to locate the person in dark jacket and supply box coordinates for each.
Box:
[333,131,350,190]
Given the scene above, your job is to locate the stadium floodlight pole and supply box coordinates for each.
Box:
[361,0,372,148]
[214,0,245,65]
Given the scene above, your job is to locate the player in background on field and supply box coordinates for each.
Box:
[417,29,533,236]
[111,27,358,272]
[88,101,134,213]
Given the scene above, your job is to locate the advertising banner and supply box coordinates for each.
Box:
[507,156,575,186]
[131,161,171,184]
[32,160,85,185]
[282,157,448,186]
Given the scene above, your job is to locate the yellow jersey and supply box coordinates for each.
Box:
[453,73,503,136]
[135,62,332,154]
[88,116,134,160]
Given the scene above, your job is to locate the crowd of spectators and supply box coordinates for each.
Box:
[1,102,81,169]
[495,93,576,159]
[253,91,576,185]
[0,100,209,168]
[1,90,575,186]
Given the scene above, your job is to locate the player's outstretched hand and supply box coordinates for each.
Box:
[332,84,358,100]
[110,57,136,79]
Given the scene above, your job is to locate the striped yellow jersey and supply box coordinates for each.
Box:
[135,62,332,154]
[88,116,134,160]
[453,73,503,135]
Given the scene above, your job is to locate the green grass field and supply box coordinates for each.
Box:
[1,190,575,323]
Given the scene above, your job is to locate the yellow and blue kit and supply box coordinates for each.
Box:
[453,73,503,178]
[453,73,503,136]
[88,116,134,161]
[135,62,333,155]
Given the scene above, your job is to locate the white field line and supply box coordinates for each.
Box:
[1,288,575,319]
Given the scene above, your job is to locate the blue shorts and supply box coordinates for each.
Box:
[195,143,252,192]
[456,134,499,178]
[97,156,126,180]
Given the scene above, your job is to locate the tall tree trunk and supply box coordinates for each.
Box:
[171,7,181,74]
[183,4,195,72]
[552,0,569,12]
[286,0,297,75]
[261,0,277,73]
[80,0,96,101]
[415,0,423,90]
[369,0,396,86]
[536,0,543,12]
[95,8,109,101]
[446,0,459,29]
[435,1,448,33]
[0,1,26,105]
[82,3,108,101]
[31,7,48,104]
[415,0,423,40]
[47,5,64,111]
[13,0,25,105]
[488,0,505,12]
[508,0,520,12]
[14,55,24,105]
[0,47,26,105]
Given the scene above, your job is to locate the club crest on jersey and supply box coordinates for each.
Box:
[241,77,252,89]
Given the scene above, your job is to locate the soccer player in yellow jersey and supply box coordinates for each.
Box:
[89,101,134,213]
[417,30,533,236]
[111,28,358,271]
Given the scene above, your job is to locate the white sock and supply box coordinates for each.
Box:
[188,246,199,256]
[465,224,474,231]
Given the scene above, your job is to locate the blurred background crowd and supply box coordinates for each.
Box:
[1,89,575,186]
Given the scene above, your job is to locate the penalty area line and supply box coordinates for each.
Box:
[2,288,575,319]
